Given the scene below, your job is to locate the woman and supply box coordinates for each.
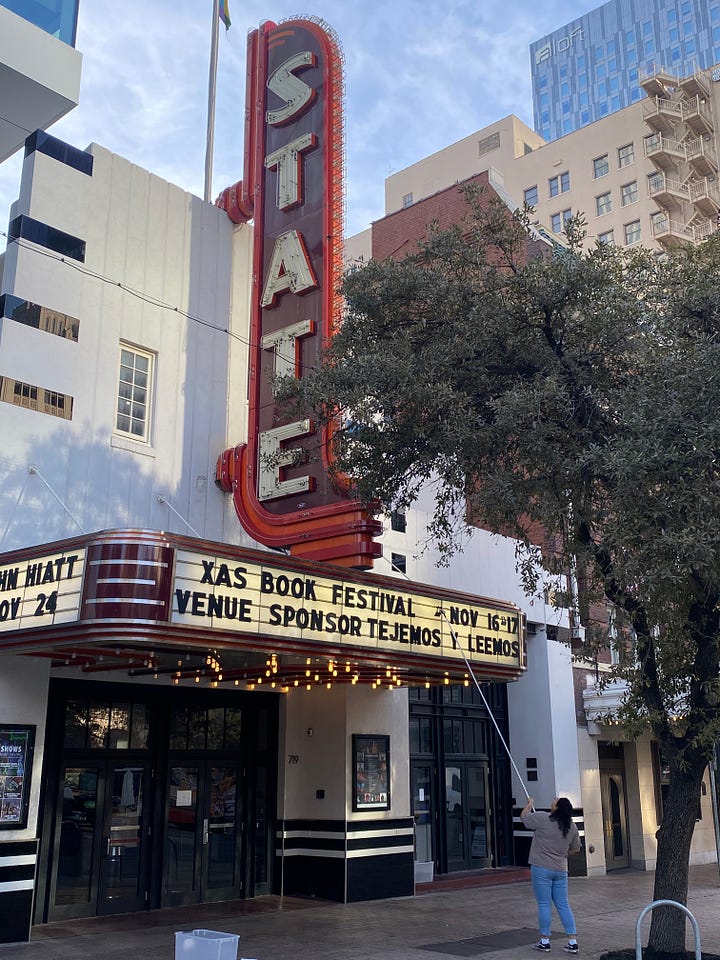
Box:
[521,796,581,954]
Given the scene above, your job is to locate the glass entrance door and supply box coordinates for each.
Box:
[98,765,147,913]
[52,760,149,919]
[163,762,242,905]
[445,761,492,871]
[411,764,434,866]
[600,769,629,869]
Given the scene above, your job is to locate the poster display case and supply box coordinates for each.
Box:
[353,734,390,811]
[0,725,35,829]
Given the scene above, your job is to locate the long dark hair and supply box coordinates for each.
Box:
[549,797,574,838]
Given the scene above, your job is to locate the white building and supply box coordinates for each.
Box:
[0,130,585,940]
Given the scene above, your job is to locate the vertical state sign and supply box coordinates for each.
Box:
[216,19,382,569]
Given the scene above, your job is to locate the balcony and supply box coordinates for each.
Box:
[639,66,679,98]
[692,218,716,241]
[688,177,720,217]
[643,95,683,133]
[643,132,685,170]
[681,95,714,138]
[647,174,689,208]
[679,70,711,102]
[685,136,718,176]
[650,214,695,247]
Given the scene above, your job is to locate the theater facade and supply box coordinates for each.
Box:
[0,17,552,941]
[0,526,527,940]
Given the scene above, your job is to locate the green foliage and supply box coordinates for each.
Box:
[278,187,720,767]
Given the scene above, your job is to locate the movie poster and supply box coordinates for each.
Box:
[353,735,390,811]
[0,726,35,828]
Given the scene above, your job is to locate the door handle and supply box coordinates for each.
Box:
[203,818,209,845]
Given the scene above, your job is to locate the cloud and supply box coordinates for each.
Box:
[1,0,587,245]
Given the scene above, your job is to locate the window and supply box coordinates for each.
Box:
[0,295,79,341]
[551,209,572,233]
[402,193,413,209]
[598,229,615,245]
[596,192,612,216]
[624,220,642,245]
[8,215,85,263]
[0,377,73,420]
[390,552,407,574]
[524,185,539,207]
[549,171,570,197]
[621,181,639,206]
[478,132,500,156]
[647,171,664,194]
[390,510,407,533]
[25,131,94,177]
[594,154,609,178]
[116,345,153,441]
[651,211,669,235]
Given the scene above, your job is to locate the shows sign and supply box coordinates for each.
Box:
[216,18,382,569]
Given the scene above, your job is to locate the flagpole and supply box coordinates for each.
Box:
[204,0,221,202]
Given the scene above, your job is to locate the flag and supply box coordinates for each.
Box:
[219,0,231,31]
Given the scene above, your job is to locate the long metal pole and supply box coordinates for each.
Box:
[437,606,532,802]
[204,0,221,202]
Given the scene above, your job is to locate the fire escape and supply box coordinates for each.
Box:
[641,67,720,247]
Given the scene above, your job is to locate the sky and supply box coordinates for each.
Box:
[0,0,596,245]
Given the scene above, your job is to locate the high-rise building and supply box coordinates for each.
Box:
[530,0,720,141]
[379,61,720,257]
[0,0,82,161]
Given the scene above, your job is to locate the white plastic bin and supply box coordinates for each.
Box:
[175,929,240,960]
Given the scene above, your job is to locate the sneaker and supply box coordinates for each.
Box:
[563,943,579,954]
[533,942,551,952]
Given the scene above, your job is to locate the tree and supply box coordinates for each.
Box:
[279,186,720,954]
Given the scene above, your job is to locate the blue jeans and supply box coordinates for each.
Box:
[531,865,577,937]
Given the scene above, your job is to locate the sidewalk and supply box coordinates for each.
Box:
[2,864,719,960]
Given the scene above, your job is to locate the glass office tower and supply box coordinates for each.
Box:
[530,0,720,141]
[0,0,78,45]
